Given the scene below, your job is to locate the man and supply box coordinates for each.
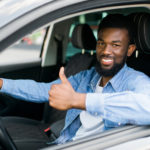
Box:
[0,14,150,145]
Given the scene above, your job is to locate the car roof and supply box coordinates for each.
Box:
[0,0,52,28]
[0,0,86,28]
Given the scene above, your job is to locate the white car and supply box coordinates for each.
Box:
[0,0,150,150]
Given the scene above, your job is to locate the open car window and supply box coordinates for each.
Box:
[0,28,46,65]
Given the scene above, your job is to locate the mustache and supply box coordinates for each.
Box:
[97,54,114,59]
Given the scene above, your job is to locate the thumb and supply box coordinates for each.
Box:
[59,67,69,84]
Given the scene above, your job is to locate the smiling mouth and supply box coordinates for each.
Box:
[101,57,113,66]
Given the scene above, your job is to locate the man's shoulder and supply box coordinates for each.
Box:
[68,67,97,83]
[75,67,97,77]
[125,66,150,85]
[71,67,98,85]
[126,66,149,78]
[124,66,150,92]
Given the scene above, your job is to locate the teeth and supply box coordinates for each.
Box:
[102,59,113,62]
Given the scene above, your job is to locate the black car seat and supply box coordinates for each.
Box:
[127,13,150,76]
[0,24,96,150]
[65,23,96,77]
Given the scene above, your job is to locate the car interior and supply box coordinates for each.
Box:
[0,4,150,150]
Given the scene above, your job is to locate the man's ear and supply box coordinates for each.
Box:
[127,44,136,57]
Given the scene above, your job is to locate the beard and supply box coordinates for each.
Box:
[95,56,126,77]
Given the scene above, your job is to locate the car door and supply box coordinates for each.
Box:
[0,27,48,120]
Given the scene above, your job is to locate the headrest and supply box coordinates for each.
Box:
[71,24,96,50]
[128,13,150,53]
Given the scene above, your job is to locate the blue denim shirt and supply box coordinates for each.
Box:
[1,64,150,144]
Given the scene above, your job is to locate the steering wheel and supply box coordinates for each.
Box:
[0,119,17,150]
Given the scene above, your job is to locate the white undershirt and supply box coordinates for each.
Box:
[73,79,104,141]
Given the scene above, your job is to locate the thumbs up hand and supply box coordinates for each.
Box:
[49,67,86,110]
[59,67,72,87]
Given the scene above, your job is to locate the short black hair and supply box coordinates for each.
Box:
[98,14,135,44]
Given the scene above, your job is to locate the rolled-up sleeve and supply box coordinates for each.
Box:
[86,91,150,125]
[86,93,104,116]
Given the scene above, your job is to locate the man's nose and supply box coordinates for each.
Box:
[103,45,112,54]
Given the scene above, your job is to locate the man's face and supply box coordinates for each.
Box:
[96,27,132,77]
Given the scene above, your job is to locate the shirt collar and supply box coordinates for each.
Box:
[109,64,128,92]
[90,64,128,92]
[90,70,100,92]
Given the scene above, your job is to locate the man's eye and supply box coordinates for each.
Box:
[112,44,120,47]
[97,42,104,46]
